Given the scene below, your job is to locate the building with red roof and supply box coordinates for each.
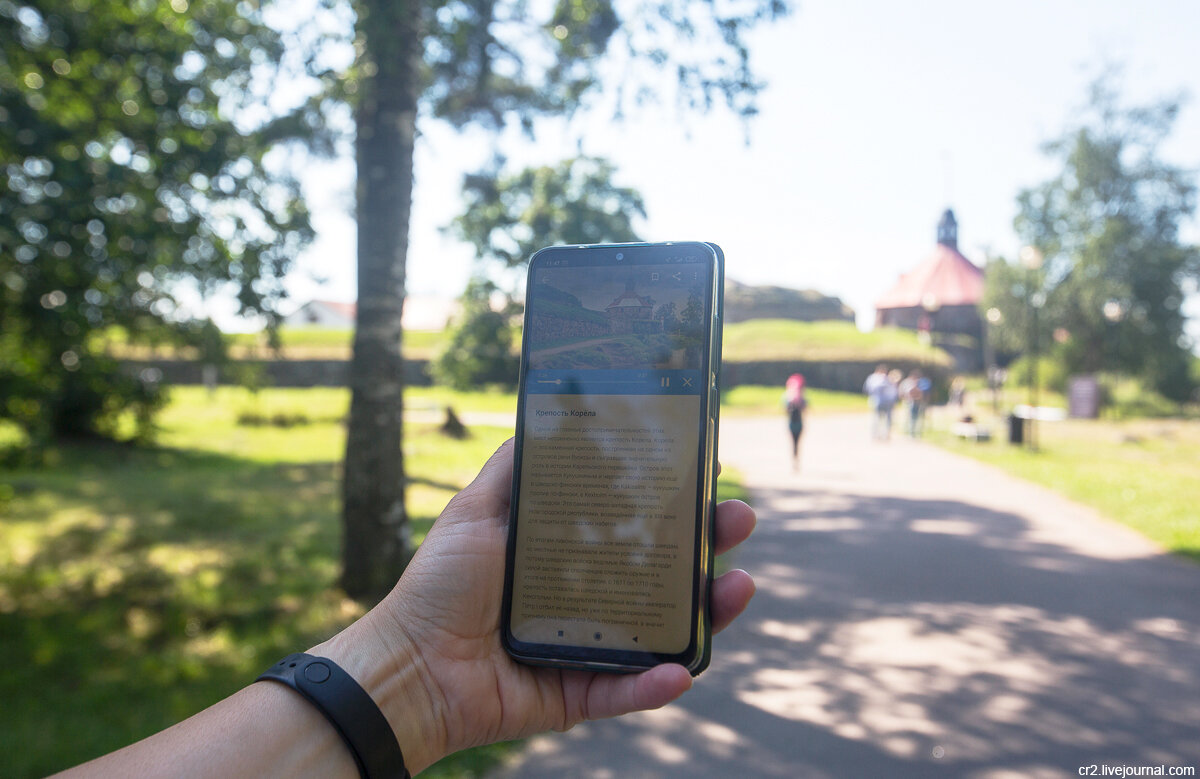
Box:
[875,210,985,371]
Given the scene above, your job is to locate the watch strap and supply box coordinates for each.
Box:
[258,652,409,779]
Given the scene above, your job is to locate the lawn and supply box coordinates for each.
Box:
[270,319,951,367]
[721,319,953,365]
[926,409,1200,563]
[0,386,748,777]
[102,319,954,369]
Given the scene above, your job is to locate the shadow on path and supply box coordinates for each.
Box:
[491,416,1200,778]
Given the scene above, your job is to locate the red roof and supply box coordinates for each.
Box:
[875,243,984,310]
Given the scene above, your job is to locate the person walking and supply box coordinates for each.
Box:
[900,369,926,437]
[863,364,897,441]
[949,376,967,410]
[784,373,807,471]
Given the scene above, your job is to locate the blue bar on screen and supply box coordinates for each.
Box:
[524,369,704,396]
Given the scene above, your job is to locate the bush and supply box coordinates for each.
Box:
[1005,353,1070,396]
[433,281,520,391]
[1103,374,1195,419]
[0,342,165,445]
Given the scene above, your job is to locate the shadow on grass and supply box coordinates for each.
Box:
[0,441,515,778]
[409,474,470,494]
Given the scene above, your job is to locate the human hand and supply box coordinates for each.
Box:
[321,438,756,773]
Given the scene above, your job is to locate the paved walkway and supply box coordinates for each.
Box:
[490,414,1200,778]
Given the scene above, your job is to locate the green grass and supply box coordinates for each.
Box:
[0,386,750,777]
[270,320,953,366]
[283,319,951,367]
[721,319,953,365]
[927,410,1200,562]
[108,318,955,368]
[408,386,518,416]
[0,387,513,777]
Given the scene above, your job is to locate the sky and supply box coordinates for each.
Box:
[273,0,1200,339]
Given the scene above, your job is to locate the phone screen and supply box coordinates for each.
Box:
[503,242,722,673]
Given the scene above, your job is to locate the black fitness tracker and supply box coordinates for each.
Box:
[257,653,409,779]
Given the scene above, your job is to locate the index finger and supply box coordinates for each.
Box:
[713,499,755,556]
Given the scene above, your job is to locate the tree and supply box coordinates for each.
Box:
[0,0,325,443]
[453,156,645,279]
[433,277,520,390]
[985,75,1200,402]
[342,0,790,600]
[979,254,1037,356]
[434,155,644,390]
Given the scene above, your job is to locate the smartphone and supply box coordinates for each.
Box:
[501,241,724,675]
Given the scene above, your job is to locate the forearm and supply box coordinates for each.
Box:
[59,682,358,778]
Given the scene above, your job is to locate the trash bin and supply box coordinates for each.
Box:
[1008,413,1024,445]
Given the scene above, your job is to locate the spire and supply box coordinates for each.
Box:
[937,209,958,249]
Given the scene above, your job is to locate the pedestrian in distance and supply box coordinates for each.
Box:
[899,369,926,438]
[784,373,807,471]
[862,364,898,441]
[949,376,967,410]
[917,372,933,433]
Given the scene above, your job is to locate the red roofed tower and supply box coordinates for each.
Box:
[875,210,985,371]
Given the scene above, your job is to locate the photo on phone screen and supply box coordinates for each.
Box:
[502,242,723,675]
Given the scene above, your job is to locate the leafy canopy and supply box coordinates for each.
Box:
[419,0,789,130]
[0,0,327,440]
[983,75,1200,402]
[439,155,644,388]
[452,155,646,274]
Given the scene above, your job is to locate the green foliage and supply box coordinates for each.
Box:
[419,0,790,130]
[433,278,520,390]
[1091,373,1199,420]
[1005,351,1071,396]
[0,386,517,776]
[0,0,326,443]
[452,155,646,275]
[990,74,1200,402]
[446,155,648,383]
[979,255,1035,357]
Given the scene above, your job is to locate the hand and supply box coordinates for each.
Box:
[326,439,756,773]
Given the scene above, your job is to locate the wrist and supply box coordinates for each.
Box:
[311,609,448,775]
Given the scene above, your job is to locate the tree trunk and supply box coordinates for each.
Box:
[341,0,421,602]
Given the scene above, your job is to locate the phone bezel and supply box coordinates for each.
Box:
[500,241,724,675]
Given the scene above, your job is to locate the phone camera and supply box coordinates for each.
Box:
[615,252,624,261]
